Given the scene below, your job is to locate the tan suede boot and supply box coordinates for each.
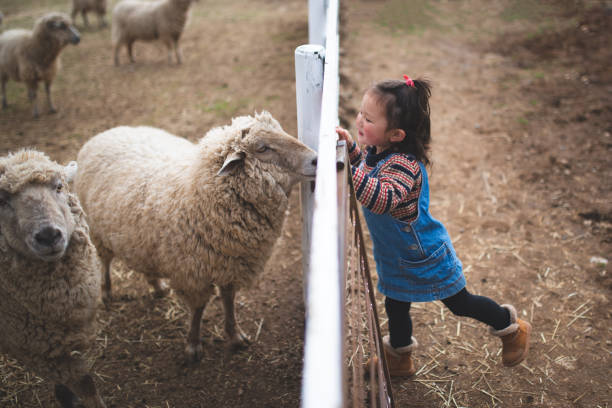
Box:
[382,335,418,377]
[490,304,532,367]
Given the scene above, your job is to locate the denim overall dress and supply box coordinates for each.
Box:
[361,155,466,302]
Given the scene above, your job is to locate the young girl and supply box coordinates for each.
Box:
[336,76,532,376]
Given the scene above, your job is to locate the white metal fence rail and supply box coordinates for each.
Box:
[296,1,394,407]
[296,0,342,406]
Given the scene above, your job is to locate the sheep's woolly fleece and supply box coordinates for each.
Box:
[0,150,67,193]
[75,112,305,309]
[0,150,102,378]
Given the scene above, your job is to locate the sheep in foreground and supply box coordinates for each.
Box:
[112,0,196,66]
[71,0,108,29]
[0,13,80,118]
[0,150,105,408]
[75,111,317,362]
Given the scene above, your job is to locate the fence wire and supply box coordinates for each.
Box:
[339,144,394,408]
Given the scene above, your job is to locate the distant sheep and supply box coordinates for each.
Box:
[112,0,196,66]
[75,111,317,362]
[0,13,80,118]
[0,150,105,408]
[71,0,107,29]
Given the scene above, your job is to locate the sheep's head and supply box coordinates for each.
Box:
[35,12,80,47]
[0,150,78,262]
[216,112,317,192]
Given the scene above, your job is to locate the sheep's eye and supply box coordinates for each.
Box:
[55,182,63,193]
[255,144,269,153]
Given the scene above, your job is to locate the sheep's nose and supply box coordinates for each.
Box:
[69,27,81,44]
[312,157,317,167]
[35,226,62,247]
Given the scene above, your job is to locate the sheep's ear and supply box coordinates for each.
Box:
[217,151,246,176]
[64,161,78,183]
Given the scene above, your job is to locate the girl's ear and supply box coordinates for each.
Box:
[389,129,406,143]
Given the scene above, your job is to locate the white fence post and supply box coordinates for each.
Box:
[308,0,327,45]
[295,44,325,302]
[300,0,343,407]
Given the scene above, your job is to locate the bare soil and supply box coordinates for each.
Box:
[0,0,610,407]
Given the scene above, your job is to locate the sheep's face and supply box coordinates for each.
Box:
[0,160,77,263]
[218,113,317,191]
[40,13,81,46]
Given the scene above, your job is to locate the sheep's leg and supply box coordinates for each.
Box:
[184,285,215,363]
[27,82,39,118]
[63,375,106,408]
[185,305,205,363]
[166,41,173,64]
[97,247,113,306]
[173,40,182,65]
[220,284,250,350]
[44,80,57,114]
[127,41,135,64]
[98,13,107,28]
[55,384,81,408]
[113,42,121,66]
[146,277,170,298]
[1,78,7,110]
[82,11,90,28]
[70,9,78,26]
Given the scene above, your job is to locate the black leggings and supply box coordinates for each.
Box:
[384,288,510,348]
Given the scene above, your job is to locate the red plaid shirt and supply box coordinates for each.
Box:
[348,142,422,223]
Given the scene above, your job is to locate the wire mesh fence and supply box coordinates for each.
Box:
[338,143,394,408]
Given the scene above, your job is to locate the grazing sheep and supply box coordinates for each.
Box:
[75,111,317,362]
[0,13,80,118]
[71,0,108,29]
[112,0,196,66]
[0,150,106,408]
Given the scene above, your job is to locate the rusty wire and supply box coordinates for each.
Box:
[341,145,394,408]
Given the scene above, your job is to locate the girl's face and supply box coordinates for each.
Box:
[356,91,394,153]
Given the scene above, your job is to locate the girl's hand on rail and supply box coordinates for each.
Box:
[336,126,353,144]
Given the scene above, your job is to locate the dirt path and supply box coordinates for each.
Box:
[0,0,610,407]
[340,1,611,407]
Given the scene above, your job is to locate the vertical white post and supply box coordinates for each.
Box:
[308,0,327,45]
[295,44,325,301]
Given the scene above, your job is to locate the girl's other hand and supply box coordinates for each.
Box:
[336,126,353,144]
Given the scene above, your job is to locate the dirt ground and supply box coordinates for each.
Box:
[0,0,610,407]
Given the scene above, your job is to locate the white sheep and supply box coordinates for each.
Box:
[111,0,196,66]
[75,111,317,362]
[71,0,108,29]
[0,150,106,408]
[0,12,80,118]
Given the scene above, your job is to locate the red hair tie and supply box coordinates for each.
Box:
[403,75,415,88]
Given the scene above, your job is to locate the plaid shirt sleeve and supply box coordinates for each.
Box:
[352,154,420,214]
[347,141,364,166]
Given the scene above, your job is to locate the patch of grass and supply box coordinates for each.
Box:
[500,0,549,22]
[201,98,250,117]
[1,0,68,15]
[375,0,440,35]
[517,116,529,125]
